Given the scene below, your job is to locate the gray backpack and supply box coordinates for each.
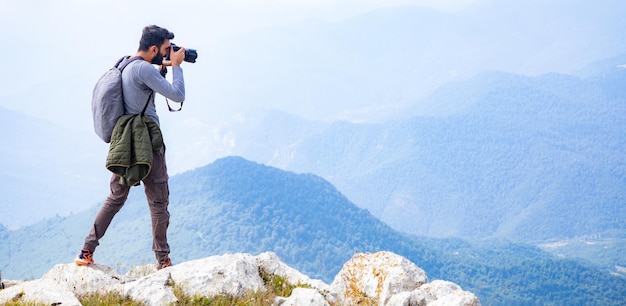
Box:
[91,56,141,143]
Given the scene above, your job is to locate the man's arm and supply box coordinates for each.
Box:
[139,62,185,102]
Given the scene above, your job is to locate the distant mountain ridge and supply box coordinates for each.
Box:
[1,156,625,305]
[249,63,626,244]
[198,59,626,273]
[0,106,108,228]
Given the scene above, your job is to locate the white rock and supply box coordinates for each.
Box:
[168,253,265,298]
[0,263,124,305]
[256,251,329,292]
[112,269,178,306]
[414,280,481,306]
[380,280,482,306]
[0,279,81,306]
[386,291,418,305]
[124,263,158,280]
[329,251,428,306]
[0,252,480,306]
[40,263,121,296]
[274,287,330,306]
[0,279,22,289]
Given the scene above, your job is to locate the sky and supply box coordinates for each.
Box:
[0,0,478,93]
[3,0,624,144]
[0,0,478,202]
[0,0,485,161]
[0,0,483,147]
[2,0,624,167]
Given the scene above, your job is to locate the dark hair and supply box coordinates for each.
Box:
[138,25,175,51]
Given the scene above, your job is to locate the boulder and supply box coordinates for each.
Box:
[0,278,82,306]
[256,251,328,291]
[168,253,265,298]
[0,263,121,306]
[41,263,120,296]
[112,269,177,306]
[387,280,481,306]
[329,251,428,305]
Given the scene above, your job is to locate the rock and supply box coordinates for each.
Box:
[168,253,265,298]
[124,263,158,280]
[0,279,82,306]
[329,251,428,305]
[0,279,21,289]
[41,263,121,296]
[392,280,481,306]
[386,291,416,305]
[411,280,480,306]
[0,251,480,305]
[256,251,329,292]
[112,269,177,306]
[274,287,330,306]
[0,263,122,306]
[420,280,481,305]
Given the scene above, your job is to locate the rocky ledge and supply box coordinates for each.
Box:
[0,251,480,305]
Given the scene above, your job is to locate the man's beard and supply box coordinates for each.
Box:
[151,53,164,65]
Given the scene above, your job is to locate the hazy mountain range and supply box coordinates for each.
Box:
[209,55,626,247]
[0,106,107,227]
[1,156,625,305]
[2,52,624,267]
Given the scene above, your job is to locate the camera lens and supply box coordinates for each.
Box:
[168,43,197,63]
[184,49,197,63]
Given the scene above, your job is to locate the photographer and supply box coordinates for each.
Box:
[76,25,188,270]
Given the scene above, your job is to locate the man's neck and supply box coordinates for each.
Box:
[135,51,151,62]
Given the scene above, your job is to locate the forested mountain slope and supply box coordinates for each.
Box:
[261,64,626,244]
[1,157,625,305]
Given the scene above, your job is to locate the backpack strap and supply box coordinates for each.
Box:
[141,92,153,116]
[116,56,142,71]
[114,56,152,116]
[159,66,184,112]
[166,99,183,112]
[116,56,176,115]
[114,56,127,67]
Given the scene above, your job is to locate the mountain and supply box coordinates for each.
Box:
[233,62,626,244]
[0,106,110,228]
[190,59,626,273]
[1,156,625,305]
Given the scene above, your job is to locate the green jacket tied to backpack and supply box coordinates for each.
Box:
[106,114,164,186]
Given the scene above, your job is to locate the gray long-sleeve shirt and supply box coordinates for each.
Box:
[121,59,185,126]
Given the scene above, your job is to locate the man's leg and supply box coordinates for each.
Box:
[83,174,131,252]
[143,149,171,263]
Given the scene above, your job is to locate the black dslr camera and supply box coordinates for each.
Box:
[168,43,198,63]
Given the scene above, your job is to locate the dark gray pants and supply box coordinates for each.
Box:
[83,149,170,261]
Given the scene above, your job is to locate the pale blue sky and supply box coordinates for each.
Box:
[1,0,479,94]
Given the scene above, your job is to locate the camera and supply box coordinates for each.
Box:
[168,43,198,63]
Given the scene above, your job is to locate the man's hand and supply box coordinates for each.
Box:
[163,46,185,67]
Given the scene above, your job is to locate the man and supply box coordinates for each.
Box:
[75,25,186,270]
